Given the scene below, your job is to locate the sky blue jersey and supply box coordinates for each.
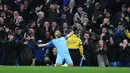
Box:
[48,36,69,55]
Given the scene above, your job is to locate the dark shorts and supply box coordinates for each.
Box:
[69,49,81,66]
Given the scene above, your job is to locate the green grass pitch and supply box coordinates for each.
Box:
[0,66,129,73]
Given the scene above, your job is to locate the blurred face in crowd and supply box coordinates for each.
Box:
[123,39,128,46]
[103,18,110,24]
[83,17,89,25]
[15,29,21,35]
[102,28,107,34]
[51,22,57,27]
[37,12,44,19]
[20,4,25,11]
[99,40,104,47]
[13,11,19,18]
[77,7,83,13]
[118,24,123,30]
[109,37,114,44]
[18,16,23,23]
[105,12,111,18]
[44,21,50,28]
[84,33,90,39]
[55,30,61,38]
[4,5,8,11]
[50,4,55,10]
[0,17,4,24]
[24,1,28,8]
[68,1,75,8]
[63,23,68,29]
[122,7,127,13]
[83,14,89,24]
[0,5,3,11]
[30,22,36,28]
[95,2,101,10]
[86,0,91,6]
[28,28,35,35]
[52,48,57,56]
[127,7,130,13]
[28,28,35,36]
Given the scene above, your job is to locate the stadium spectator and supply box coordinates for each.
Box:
[42,21,52,42]
[73,5,87,24]
[83,32,96,66]
[18,28,35,66]
[100,27,110,42]
[51,21,58,34]
[91,2,104,31]
[2,33,16,65]
[45,3,59,23]
[114,4,128,26]
[96,40,109,67]
[0,17,10,65]
[36,11,45,26]
[25,40,53,66]
[107,36,119,67]
[119,39,130,67]
[113,23,125,46]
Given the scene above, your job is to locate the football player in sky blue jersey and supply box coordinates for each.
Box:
[38,26,77,66]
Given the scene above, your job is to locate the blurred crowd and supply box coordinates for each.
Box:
[0,0,130,67]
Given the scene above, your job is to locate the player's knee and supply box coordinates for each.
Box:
[55,63,62,66]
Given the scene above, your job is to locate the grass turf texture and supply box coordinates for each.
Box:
[0,66,129,73]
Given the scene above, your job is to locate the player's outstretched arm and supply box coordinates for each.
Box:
[67,31,74,38]
[67,25,77,38]
[38,43,49,47]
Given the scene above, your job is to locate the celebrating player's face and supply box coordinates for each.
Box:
[55,30,61,38]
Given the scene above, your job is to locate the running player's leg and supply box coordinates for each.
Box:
[55,55,64,66]
[65,54,73,66]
